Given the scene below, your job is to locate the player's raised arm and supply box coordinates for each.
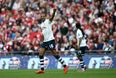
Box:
[49,7,56,22]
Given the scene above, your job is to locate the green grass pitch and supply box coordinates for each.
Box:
[0,69,116,78]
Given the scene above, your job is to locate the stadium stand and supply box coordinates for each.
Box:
[0,0,116,55]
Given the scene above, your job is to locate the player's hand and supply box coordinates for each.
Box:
[54,2,58,10]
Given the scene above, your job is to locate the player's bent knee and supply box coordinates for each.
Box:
[39,48,45,56]
[51,50,59,55]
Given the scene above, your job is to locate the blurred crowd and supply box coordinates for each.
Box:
[0,0,116,55]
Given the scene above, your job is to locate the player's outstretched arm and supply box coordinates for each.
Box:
[49,8,56,22]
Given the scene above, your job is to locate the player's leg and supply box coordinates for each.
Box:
[76,47,87,71]
[49,40,68,74]
[52,50,66,66]
[39,48,46,70]
[36,44,46,74]
[51,50,68,74]
[48,40,66,68]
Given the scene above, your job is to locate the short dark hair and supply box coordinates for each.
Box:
[76,22,81,29]
[76,22,85,36]
[41,7,47,15]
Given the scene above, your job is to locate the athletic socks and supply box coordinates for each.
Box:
[76,52,85,68]
[80,61,85,68]
[39,55,66,70]
[54,55,66,67]
[39,56,44,70]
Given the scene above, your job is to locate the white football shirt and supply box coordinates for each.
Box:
[76,29,87,47]
[40,19,54,42]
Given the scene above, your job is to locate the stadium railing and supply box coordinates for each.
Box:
[0,50,116,56]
